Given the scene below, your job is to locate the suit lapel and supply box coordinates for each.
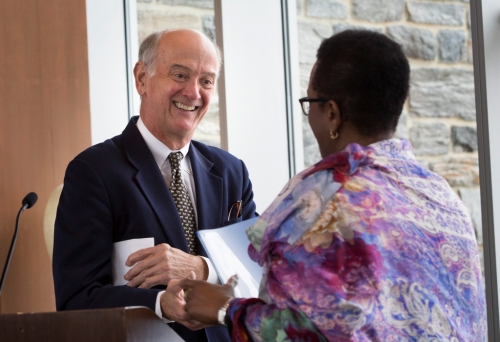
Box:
[122,117,189,253]
[189,143,223,231]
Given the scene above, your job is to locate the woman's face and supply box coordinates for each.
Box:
[307,64,335,158]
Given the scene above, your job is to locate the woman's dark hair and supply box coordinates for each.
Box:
[313,30,410,137]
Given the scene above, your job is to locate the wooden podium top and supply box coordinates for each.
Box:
[0,306,184,342]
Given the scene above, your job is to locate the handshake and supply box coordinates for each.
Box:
[122,243,238,329]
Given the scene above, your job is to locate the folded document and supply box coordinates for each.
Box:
[197,218,262,298]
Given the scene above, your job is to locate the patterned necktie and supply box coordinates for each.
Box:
[167,152,198,255]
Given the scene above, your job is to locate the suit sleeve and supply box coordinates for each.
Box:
[52,158,160,311]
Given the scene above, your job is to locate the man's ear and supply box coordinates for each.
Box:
[134,62,148,96]
[327,100,343,133]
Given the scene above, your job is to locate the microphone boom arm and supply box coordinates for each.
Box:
[0,192,37,297]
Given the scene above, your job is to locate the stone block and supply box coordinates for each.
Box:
[458,187,483,244]
[468,41,473,63]
[137,9,201,44]
[202,15,215,42]
[410,68,475,121]
[297,21,332,65]
[159,0,214,9]
[429,157,479,187]
[306,0,348,19]
[353,0,405,22]
[438,29,467,62]
[332,23,384,35]
[394,110,408,140]
[386,26,436,61]
[467,10,473,63]
[300,64,314,97]
[416,157,429,169]
[407,2,464,26]
[409,122,450,156]
[452,126,477,152]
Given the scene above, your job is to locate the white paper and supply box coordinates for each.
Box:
[112,238,154,286]
[197,217,262,298]
[202,232,259,298]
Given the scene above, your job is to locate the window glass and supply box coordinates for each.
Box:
[296,0,484,274]
[136,0,220,147]
[133,0,488,336]
[136,0,484,289]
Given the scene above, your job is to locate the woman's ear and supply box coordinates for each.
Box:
[327,100,342,133]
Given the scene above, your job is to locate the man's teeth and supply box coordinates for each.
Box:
[174,102,196,111]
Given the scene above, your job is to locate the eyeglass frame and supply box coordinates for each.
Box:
[299,97,329,116]
[298,97,346,119]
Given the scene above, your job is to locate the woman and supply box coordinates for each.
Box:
[174,30,487,341]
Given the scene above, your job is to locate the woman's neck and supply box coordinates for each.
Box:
[321,123,395,157]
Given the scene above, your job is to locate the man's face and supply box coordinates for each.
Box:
[136,30,218,149]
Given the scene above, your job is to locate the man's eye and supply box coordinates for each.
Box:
[202,79,214,86]
[175,74,186,79]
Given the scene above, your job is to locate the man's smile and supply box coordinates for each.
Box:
[173,101,198,111]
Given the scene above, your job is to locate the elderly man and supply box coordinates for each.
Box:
[53,29,256,342]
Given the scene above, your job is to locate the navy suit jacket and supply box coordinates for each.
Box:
[53,116,257,342]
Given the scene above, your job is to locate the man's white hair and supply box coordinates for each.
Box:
[138,29,222,77]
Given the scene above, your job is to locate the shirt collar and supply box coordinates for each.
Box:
[136,116,191,169]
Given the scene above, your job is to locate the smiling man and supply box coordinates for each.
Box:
[53,29,257,342]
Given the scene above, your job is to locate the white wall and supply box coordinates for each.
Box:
[482,1,500,218]
[482,0,500,333]
[86,0,130,145]
[215,0,301,213]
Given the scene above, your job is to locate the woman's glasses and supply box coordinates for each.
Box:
[298,97,329,116]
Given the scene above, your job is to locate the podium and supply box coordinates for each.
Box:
[0,306,184,342]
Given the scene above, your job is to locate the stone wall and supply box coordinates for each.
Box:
[136,0,482,260]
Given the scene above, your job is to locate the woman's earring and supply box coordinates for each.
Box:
[329,130,339,140]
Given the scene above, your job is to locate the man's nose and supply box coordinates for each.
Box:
[182,79,201,100]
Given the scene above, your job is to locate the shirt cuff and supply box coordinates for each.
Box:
[155,291,173,323]
[201,256,221,284]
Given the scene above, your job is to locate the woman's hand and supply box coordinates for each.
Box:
[160,272,208,330]
[177,274,238,325]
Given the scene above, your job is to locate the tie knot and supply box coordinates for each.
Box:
[168,151,183,169]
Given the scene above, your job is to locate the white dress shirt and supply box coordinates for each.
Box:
[136,117,219,321]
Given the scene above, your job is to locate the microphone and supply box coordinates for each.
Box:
[0,192,38,296]
[22,192,38,209]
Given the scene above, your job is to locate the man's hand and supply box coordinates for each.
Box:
[161,273,208,330]
[124,243,208,288]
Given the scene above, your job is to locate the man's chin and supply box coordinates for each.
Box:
[169,124,198,141]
